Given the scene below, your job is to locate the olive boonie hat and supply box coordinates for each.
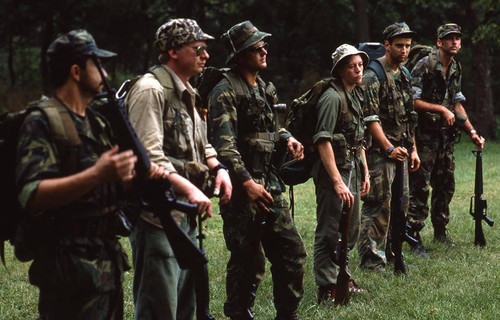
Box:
[331,44,369,75]
[437,23,463,39]
[221,21,271,65]
[155,18,214,52]
[46,29,116,60]
[383,22,416,40]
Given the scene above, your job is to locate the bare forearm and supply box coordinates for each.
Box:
[414,99,446,113]
[367,121,392,151]
[317,140,343,186]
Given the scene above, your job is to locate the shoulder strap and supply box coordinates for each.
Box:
[223,71,247,97]
[36,99,81,147]
[400,65,411,83]
[149,65,175,102]
[329,79,349,133]
[368,59,387,85]
[429,48,440,72]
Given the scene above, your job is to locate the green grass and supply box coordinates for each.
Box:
[1,141,499,319]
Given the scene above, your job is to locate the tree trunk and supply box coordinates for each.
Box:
[472,39,494,137]
[352,0,369,43]
[41,16,54,94]
[8,32,16,87]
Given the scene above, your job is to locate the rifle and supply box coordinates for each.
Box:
[469,150,494,247]
[387,143,418,275]
[334,160,354,305]
[92,57,215,320]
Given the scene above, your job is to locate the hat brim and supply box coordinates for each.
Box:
[92,48,117,59]
[225,31,272,65]
[439,31,463,39]
[388,30,417,40]
[331,51,369,76]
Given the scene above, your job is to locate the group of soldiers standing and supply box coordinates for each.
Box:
[13,15,484,320]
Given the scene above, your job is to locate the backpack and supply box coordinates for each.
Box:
[281,78,348,186]
[404,45,439,73]
[358,42,411,85]
[0,99,80,266]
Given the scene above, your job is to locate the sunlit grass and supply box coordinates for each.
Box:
[1,142,499,319]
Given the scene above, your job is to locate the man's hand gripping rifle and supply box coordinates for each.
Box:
[92,57,215,320]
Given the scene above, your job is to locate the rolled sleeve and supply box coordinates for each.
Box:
[453,91,466,103]
[312,87,340,144]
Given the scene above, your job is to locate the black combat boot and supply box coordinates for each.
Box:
[409,229,430,259]
[434,226,455,246]
[275,311,299,320]
[318,285,335,304]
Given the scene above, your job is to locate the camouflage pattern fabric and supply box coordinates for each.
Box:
[362,62,415,145]
[46,29,116,60]
[208,72,306,318]
[221,21,271,65]
[358,65,414,269]
[383,22,416,40]
[155,18,214,52]
[358,151,409,269]
[312,85,365,286]
[16,99,130,319]
[408,52,464,232]
[437,23,463,39]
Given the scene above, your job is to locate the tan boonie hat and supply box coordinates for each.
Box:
[46,29,116,60]
[383,22,416,40]
[331,44,369,76]
[155,18,214,52]
[437,23,463,39]
[221,21,271,65]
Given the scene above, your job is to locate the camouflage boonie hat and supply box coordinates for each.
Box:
[331,44,369,75]
[383,22,416,40]
[437,23,463,39]
[221,21,271,65]
[46,29,116,60]
[155,18,214,52]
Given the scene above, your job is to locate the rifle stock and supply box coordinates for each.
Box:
[334,160,354,305]
[469,150,494,247]
[92,57,214,319]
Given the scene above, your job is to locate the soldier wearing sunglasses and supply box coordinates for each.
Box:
[207,21,306,320]
[125,18,232,320]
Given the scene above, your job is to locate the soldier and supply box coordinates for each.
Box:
[125,18,232,320]
[314,44,370,302]
[207,21,306,320]
[15,29,139,319]
[357,22,420,271]
[408,23,485,255]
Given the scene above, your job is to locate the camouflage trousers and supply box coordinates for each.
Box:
[408,132,455,232]
[220,174,306,319]
[29,236,129,320]
[358,150,409,269]
[313,161,361,287]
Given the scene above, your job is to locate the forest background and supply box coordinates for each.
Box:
[1,0,499,137]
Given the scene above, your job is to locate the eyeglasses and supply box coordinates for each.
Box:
[247,43,268,54]
[192,45,208,56]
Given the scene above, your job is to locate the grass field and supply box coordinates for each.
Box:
[1,141,499,319]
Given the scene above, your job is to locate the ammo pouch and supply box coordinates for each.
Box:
[420,111,441,129]
[247,138,275,175]
[331,133,347,166]
[184,161,215,197]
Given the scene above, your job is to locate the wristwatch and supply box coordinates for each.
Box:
[386,146,395,157]
[211,163,229,175]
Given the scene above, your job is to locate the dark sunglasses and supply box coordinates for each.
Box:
[192,45,208,56]
[247,42,268,54]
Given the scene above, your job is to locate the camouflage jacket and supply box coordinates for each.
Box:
[208,70,290,185]
[16,98,123,217]
[362,57,416,146]
[411,52,465,126]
